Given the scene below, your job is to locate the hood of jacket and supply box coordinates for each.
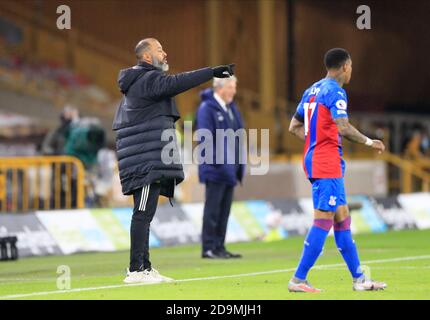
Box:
[200,88,215,102]
[118,62,157,94]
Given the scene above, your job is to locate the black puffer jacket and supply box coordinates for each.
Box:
[112,62,214,197]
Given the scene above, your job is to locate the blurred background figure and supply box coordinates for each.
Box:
[421,129,430,157]
[64,116,106,169]
[196,76,245,259]
[41,105,79,156]
[402,126,430,179]
[403,128,425,160]
[64,116,106,207]
[41,105,107,208]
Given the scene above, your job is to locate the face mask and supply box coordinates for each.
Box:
[60,116,71,126]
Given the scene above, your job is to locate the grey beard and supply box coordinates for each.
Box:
[152,57,169,72]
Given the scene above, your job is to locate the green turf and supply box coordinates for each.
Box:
[0,229,429,300]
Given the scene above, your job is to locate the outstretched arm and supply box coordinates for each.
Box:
[144,68,214,99]
[144,64,235,99]
[335,117,385,153]
[289,117,305,141]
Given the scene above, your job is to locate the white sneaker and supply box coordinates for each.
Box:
[123,269,153,284]
[146,268,175,283]
[123,268,174,284]
[353,275,387,291]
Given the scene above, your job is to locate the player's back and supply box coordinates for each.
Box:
[295,78,349,179]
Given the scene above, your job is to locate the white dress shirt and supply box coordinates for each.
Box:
[213,92,234,121]
[213,92,228,113]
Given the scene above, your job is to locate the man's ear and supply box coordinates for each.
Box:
[342,63,348,72]
[142,52,152,64]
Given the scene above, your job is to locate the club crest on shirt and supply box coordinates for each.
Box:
[217,112,224,122]
[336,99,347,110]
[329,196,337,206]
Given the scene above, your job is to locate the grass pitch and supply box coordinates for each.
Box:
[0,229,429,300]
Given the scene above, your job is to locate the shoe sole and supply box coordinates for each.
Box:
[353,284,387,291]
[288,284,321,293]
[124,277,172,284]
[353,287,386,291]
[123,279,163,284]
[123,277,175,284]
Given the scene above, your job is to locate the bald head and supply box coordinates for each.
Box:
[134,38,169,71]
[135,38,157,60]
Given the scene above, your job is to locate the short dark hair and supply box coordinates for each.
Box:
[135,39,153,60]
[324,48,351,69]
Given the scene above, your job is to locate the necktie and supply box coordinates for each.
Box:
[227,107,234,121]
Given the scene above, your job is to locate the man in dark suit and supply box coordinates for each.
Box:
[113,38,235,283]
[196,76,245,259]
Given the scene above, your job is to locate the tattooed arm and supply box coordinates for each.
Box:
[335,117,385,153]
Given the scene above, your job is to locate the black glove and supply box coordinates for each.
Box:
[212,64,235,78]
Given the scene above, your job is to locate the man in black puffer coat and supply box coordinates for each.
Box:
[113,38,234,284]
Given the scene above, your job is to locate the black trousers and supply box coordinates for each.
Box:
[202,181,234,253]
[130,182,160,272]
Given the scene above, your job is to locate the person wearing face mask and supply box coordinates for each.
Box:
[40,106,80,209]
[41,105,79,156]
[113,38,235,284]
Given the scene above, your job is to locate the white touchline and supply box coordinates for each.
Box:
[1,254,430,300]
[316,266,430,271]
[0,278,55,282]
